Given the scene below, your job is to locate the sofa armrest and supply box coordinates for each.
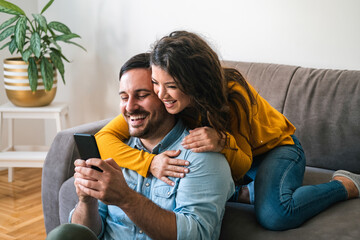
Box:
[41,118,111,233]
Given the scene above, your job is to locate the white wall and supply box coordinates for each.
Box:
[1,0,360,147]
[0,0,45,148]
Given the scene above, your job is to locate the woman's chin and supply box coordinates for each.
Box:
[166,107,181,115]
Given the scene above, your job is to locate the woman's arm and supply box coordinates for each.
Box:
[95,114,189,183]
[95,114,153,177]
[221,133,252,181]
[182,127,252,181]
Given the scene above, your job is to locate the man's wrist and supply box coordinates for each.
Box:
[116,187,139,210]
[79,195,97,204]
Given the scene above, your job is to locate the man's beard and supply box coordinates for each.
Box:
[126,110,153,138]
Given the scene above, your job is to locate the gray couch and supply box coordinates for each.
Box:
[42,61,360,239]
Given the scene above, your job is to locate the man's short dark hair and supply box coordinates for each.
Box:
[119,53,150,80]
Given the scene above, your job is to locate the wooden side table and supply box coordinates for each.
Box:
[0,102,69,182]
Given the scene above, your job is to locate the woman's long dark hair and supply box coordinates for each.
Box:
[150,31,256,138]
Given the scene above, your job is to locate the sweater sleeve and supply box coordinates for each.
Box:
[95,114,155,177]
[221,133,252,181]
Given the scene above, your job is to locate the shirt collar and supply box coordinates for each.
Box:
[132,119,186,154]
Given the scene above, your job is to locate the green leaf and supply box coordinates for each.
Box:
[0,25,14,41]
[30,32,41,57]
[48,21,71,34]
[40,0,54,14]
[0,15,19,31]
[48,37,61,51]
[50,47,69,62]
[0,0,25,15]
[32,14,47,33]
[22,47,32,62]
[64,40,87,52]
[15,16,27,52]
[28,57,38,92]
[55,33,80,42]
[50,50,65,84]
[8,36,16,53]
[40,57,54,91]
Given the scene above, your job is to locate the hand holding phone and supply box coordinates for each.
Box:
[74,133,103,172]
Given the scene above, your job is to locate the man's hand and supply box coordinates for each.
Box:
[181,127,226,153]
[74,157,177,239]
[74,158,131,207]
[150,150,190,186]
[74,159,97,203]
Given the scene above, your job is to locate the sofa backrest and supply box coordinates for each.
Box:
[222,60,360,173]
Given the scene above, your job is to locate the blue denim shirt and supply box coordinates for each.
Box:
[71,120,234,240]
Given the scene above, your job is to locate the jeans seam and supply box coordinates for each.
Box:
[279,148,346,213]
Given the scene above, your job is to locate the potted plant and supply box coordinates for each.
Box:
[0,0,85,107]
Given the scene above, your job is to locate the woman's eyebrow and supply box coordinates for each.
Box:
[152,77,176,85]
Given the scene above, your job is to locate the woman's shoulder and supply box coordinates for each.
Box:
[227,80,255,93]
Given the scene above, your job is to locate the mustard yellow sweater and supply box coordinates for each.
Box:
[95,81,295,180]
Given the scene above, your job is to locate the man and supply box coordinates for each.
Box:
[47,53,234,240]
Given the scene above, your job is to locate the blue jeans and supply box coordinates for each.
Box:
[237,135,348,230]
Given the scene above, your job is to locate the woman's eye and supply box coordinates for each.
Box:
[167,85,177,89]
[151,80,158,85]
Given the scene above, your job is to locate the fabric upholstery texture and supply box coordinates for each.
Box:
[284,68,360,171]
[42,61,360,239]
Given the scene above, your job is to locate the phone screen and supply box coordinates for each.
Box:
[74,133,103,172]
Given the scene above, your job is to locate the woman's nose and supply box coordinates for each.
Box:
[157,85,166,99]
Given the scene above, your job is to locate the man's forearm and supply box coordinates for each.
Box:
[120,189,177,240]
[71,198,102,236]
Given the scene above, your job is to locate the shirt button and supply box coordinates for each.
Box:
[145,183,150,187]
[139,230,143,234]
[167,191,171,196]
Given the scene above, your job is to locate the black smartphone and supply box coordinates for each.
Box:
[74,133,103,172]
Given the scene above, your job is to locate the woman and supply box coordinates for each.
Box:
[96,31,360,230]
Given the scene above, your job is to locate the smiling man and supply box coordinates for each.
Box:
[120,64,174,141]
[46,53,234,240]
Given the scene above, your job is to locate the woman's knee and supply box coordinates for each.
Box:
[255,203,302,231]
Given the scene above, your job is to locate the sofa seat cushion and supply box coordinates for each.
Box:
[220,167,360,239]
[59,177,78,224]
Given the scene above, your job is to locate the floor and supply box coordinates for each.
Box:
[0,168,46,240]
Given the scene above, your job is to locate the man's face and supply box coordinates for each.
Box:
[119,68,173,139]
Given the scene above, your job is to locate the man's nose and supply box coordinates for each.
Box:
[126,96,139,112]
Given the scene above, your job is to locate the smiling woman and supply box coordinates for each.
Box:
[151,65,191,115]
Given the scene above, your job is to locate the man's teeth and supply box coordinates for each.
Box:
[130,115,146,121]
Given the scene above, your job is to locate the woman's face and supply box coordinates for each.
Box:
[151,65,191,114]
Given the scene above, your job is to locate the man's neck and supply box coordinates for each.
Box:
[140,119,176,152]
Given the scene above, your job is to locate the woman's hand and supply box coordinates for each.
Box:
[182,127,226,153]
[150,150,190,186]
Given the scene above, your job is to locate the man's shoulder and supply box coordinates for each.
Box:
[186,148,227,164]
[169,126,227,164]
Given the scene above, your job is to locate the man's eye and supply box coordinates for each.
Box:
[138,94,149,99]
[120,96,128,101]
